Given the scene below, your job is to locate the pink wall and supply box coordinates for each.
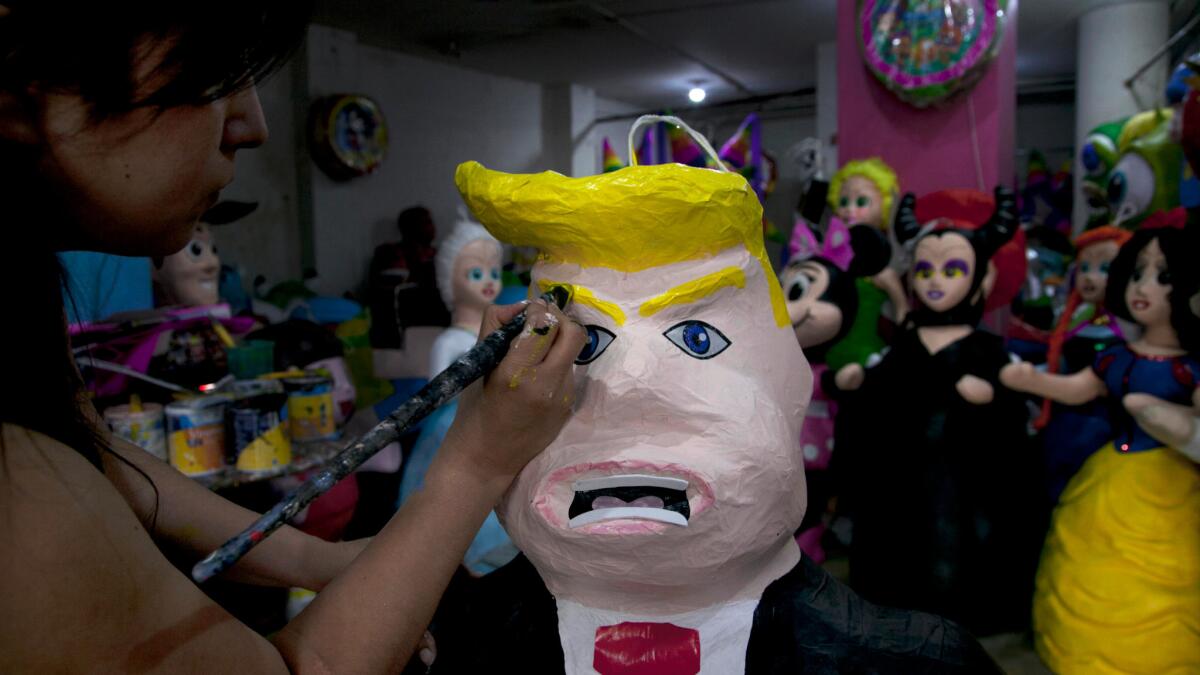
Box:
[837,1,1018,197]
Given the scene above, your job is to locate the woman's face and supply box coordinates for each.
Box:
[912,232,977,313]
[1076,240,1120,304]
[1125,237,1173,330]
[32,40,267,256]
[781,261,843,349]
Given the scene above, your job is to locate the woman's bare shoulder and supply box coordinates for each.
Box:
[0,424,285,673]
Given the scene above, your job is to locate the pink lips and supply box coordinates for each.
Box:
[1132,299,1150,311]
[534,460,715,535]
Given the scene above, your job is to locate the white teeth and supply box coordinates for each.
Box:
[573,474,688,492]
[568,507,688,529]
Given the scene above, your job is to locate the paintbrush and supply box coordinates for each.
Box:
[192,286,573,583]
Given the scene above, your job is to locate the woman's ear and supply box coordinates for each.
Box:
[0,91,40,145]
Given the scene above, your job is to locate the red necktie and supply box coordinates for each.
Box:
[593,621,701,675]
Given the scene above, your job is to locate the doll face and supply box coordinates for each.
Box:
[781,261,844,349]
[1125,237,1173,329]
[912,232,976,313]
[153,223,220,306]
[836,175,884,228]
[1076,240,1120,304]
[499,247,810,595]
[452,238,501,311]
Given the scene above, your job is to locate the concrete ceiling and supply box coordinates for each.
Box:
[313,0,1192,109]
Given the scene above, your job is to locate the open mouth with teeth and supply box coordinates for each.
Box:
[567,474,691,529]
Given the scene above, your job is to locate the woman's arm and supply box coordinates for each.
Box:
[88,395,365,591]
[6,299,585,673]
[272,300,587,672]
[999,361,1107,405]
[100,436,368,590]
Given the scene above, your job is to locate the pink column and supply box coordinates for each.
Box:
[837,1,1018,197]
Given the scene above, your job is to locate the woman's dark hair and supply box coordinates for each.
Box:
[0,2,311,474]
[1105,227,1200,352]
[0,2,311,119]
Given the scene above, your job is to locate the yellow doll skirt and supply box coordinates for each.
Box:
[1033,442,1200,674]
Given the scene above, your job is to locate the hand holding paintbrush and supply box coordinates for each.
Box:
[193,288,579,583]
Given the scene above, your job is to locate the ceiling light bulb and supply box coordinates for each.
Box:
[688,87,706,103]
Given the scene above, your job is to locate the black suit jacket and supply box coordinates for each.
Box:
[424,554,1001,674]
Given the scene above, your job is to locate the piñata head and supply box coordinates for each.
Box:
[456,157,811,609]
[828,157,899,230]
[1108,109,1182,228]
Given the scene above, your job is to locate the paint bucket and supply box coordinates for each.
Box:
[103,403,166,461]
[165,396,228,476]
[227,385,292,474]
[283,374,340,442]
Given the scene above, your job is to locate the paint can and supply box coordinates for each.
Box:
[227,384,292,474]
[283,374,340,442]
[165,396,228,476]
[103,403,166,461]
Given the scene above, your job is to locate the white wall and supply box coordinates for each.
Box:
[214,27,1080,297]
[306,25,547,297]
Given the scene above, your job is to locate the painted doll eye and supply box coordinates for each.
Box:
[1080,262,1091,273]
[490,268,501,281]
[575,325,616,365]
[1099,262,1110,274]
[787,273,813,301]
[839,196,850,208]
[914,261,934,280]
[186,240,205,260]
[468,267,484,281]
[943,259,970,279]
[856,195,870,208]
[663,320,731,360]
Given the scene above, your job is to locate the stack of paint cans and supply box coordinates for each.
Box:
[109,369,340,480]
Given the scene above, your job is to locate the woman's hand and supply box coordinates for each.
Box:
[438,299,587,490]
